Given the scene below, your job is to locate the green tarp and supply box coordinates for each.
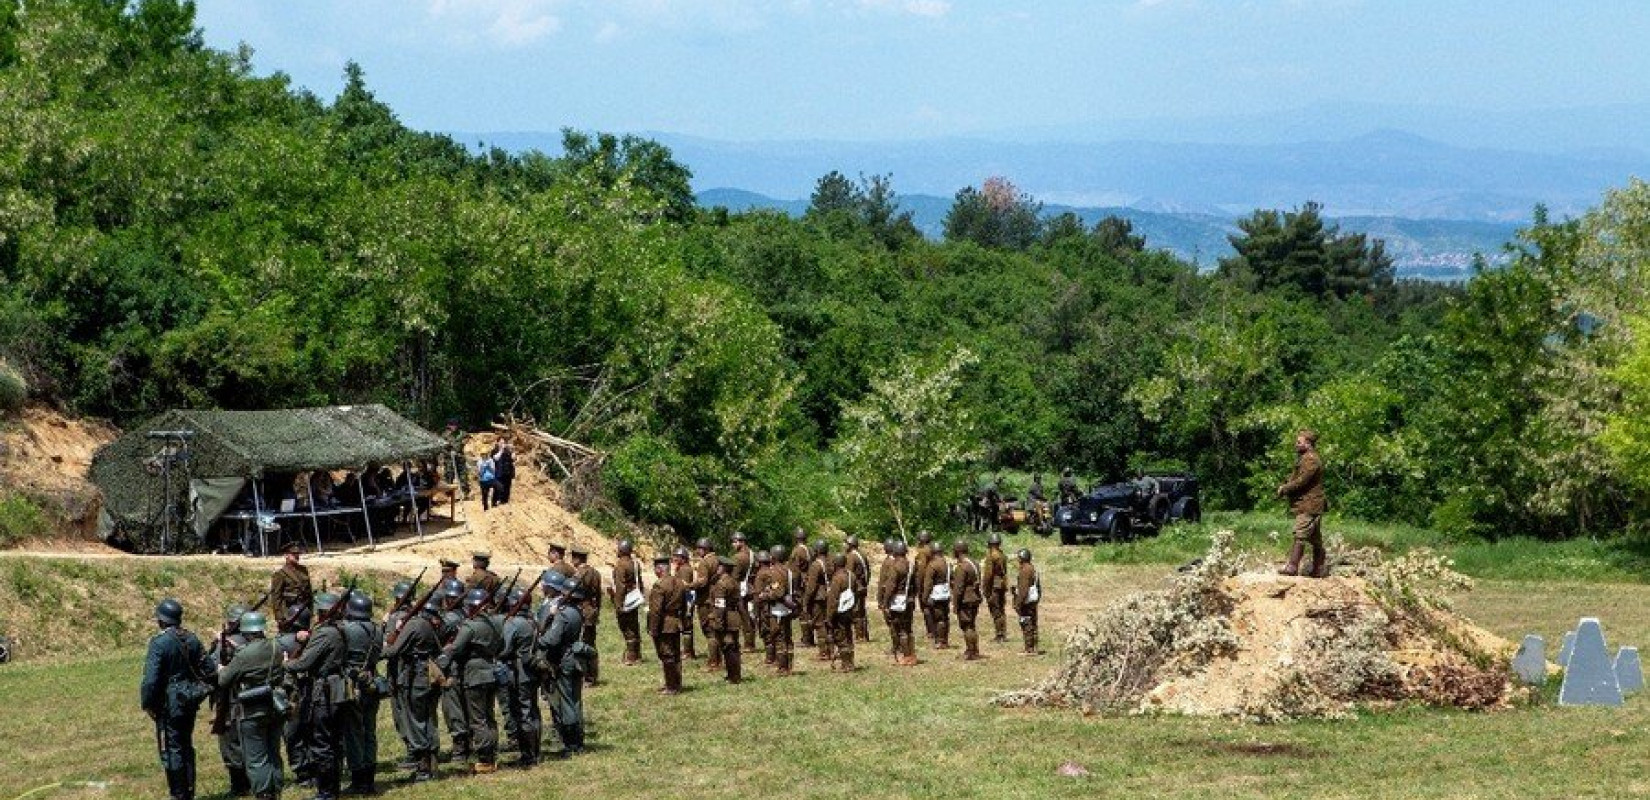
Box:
[91,405,447,550]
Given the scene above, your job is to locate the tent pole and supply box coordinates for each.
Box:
[404,461,424,541]
[358,467,376,550]
[251,478,266,558]
[306,473,324,555]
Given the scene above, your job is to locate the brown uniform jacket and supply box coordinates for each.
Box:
[549,560,576,581]
[828,569,853,616]
[847,550,870,593]
[673,562,697,607]
[789,544,811,577]
[982,549,1009,591]
[761,564,796,607]
[1014,562,1040,610]
[694,554,719,607]
[804,557,830,603]
[575,563,602,620]
[706,573,739,631]
[647,573,686,636]
[1279,450,1327,515]
[466,567,500,593]
[270,563,312,619]
[734,549,755,597]
[882,555,916,608]
[920,554,950,605]
[612,555,642,609]
[953,557,983,608]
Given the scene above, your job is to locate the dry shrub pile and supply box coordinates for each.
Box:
[996,532,1521,721]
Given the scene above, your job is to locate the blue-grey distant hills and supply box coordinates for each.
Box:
[695,188,1521,281]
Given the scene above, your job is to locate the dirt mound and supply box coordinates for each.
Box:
[1,405,117,542]
[997,532,1522,721]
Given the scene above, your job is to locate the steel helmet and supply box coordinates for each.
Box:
[239,611,268,635]
[224,602,249,625]
[441,578,465,598]
[463,587,490,612]
[154,598,183,627]
[617,539,634,556]
[988,533,1002,546]
[315,592,340,613]
[345,591,373,621]
[391,580,413,601]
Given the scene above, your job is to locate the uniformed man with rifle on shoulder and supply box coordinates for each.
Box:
[208,599,257,797]
[440,584,506,774]
[216,610,285,800]
[497,581,541,767]
[338,590,384,796]
[382,580,443,782]
[535,571,588,756]
[380,572,423,772]
[284,587,353,800]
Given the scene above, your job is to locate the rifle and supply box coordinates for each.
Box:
[390,566,429,619]
[289,577,358,659]
[387,575,442,647]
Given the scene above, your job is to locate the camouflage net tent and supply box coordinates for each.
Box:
[91,405,447,553]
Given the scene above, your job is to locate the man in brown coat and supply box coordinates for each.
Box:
[706,556,743,684]
[1013,548,1041,655]
[1276,428,1329,578]
[760,545,798,675]
[804,541,833,661]
[693,539,721,670]
[546,543,576,581]
[610,540,644,666]
[750,549,775,664]
[465,551,501,593]
[826,554,856,671]
[671,547,698,659]
[570,546,603,685]
[788,529,814,647]
[845,536,872,643]
[951,541,984,660]
[920,542,951,649]
[646,555,686,694]
[877,539,897,657]
[731,533,759,653]
[913,531,936,645]
[269,542,313,633]
[981,533,1010,643]
[880,540,917,665]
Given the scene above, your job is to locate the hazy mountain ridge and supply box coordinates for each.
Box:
[696,188,1520,280]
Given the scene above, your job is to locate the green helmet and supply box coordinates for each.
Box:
[225,603,249,625]
[239,611,268,635]
[391,580,413,601]
[315,592,341,613]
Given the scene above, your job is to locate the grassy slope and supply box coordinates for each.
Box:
[0,525,1647,800]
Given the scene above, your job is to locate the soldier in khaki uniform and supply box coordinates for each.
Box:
[880,540,917,666]
[671,547,699,660]
[546,543,576,582]
[913,531,936,645]
[920,541,951,649]
[610,540,644,666]
[731,533,759,653]
[693,539,721,670]
[804,541,833,661]
[762,545,798,676]
[466,552,500,593]
[1276,428,1329,577]
[647,555,686,694]
[1013,549,1041,655]
[751,549,775,664]
[951,541,985,661]
[981,533,1010,643]
[877,539,897,657]
[706,556,743,683]
[269,542,313,633]
[826,554,856,671]
[570,546,603,685]
[788,529,814,647]
[845,536,872,643]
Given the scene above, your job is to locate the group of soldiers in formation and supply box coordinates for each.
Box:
[140,531,1044,800]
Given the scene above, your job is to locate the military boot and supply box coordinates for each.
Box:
[1280,542,1304,576]
[228,768,251,797]
[667,660,684,693]
[963,631,983,660]
[410,754,434,783]
[345,769,375,796]
[1310,542,1330,578]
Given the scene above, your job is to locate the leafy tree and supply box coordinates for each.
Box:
[1220,202,1394,300]
[834,346,982,538]
[557,129,695,223]
[943,176,1043,251]
[1092,215,1147,256]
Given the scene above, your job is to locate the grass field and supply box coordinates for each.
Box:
[1,522,1646,800]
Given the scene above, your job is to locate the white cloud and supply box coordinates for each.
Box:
[426,0,563,48]
[854,0,951,17]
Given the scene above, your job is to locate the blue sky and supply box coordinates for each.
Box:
[194,1,1650,143]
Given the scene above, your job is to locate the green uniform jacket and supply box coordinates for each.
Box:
[286,623,345,679]
[446,615,504,686]
[383,614,440,690]
[218,637,285,720]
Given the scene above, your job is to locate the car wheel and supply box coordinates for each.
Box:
[1103,511,1130,541]
[1148,494,1171,526]
[1172,497,1201,524]
[1059,528,1076,546]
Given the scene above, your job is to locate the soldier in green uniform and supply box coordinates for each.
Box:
[1277,428,1329,577]
[647,555,687,694]
[338,592,383,795]
[498,587,541,766]
[981,533,1010,643]
[382,598,441,782]
[788,529,814,647]
[827,554,856,672]
[434,579,469,763]
[882,540,918,666]
[845,536,872,643]
[610,540,644,667]
[952,541,984,661]
[381,581,415,771]
[441,420,470,499]
[216,611,284,800]
[141,598,212,800]
[804,540,833,662]
[442,588,503,773]
[208,604,250,797]
[1014,549,1042,655]
[536,572,588,755]
[285,592,347,800]
[761,545,798,676]
[707,556,743,683]
[269,543,313,634]
[570,546,603,686]
[921,541,951,649]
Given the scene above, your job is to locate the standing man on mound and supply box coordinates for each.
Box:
[1276,428,1328,578]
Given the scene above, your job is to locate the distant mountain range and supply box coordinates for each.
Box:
[696,188,1521,281]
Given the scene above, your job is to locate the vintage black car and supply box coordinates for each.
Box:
[1054,473,1201,544]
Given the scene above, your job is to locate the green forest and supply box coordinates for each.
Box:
[3,1,1650,547]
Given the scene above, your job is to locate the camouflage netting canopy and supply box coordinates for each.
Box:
[91,405,447,550]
